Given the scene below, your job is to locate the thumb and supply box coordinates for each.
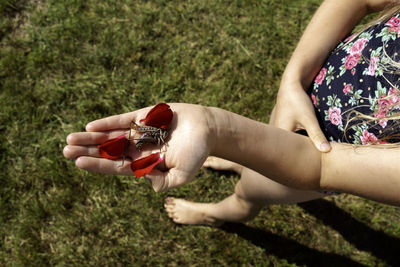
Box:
[303,119,331,152]
[273,116,297,131]
[145,169,167,192]
[145,168,193,192]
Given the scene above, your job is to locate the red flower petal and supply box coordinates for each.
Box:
[139,103,173,129]
[98,134,129,160]
[130,152,162,177]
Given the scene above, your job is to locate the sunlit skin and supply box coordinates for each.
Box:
[64,104,400,202]
[163,0,400,225]
[64,0,400,226]
[64,104,211,192]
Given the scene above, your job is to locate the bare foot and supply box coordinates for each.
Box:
[164,197,223,226]
[203,156,243,174]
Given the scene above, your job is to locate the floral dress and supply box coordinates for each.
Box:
[308,14,400,145]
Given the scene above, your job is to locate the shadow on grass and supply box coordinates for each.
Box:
[299,199,400,267]
[220,222,364,267]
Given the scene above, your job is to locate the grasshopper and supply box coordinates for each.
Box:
[129,121,169,150]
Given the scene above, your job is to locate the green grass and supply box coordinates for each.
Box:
[1,0,399,266]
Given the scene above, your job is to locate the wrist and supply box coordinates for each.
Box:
[204,106,236,157]
[277,77,307,99]
[203,106,217,156]
[281,61,319,90]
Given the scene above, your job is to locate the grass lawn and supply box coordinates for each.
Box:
[1,0,400,266]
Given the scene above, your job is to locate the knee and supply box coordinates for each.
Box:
[234,180,248,201]
[234,171,261,202]
[234,181,260,209]
[232,182,262,221]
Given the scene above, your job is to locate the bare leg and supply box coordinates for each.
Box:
[165,158,325,225]
[203,156,243,173]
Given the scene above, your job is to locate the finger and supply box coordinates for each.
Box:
[75,156,133,175]
[85,106,154,132]
[66,131,127,145]
[273,116,296,131]
[268,106,277,124]
[302,117,331,152]
[145,170,168,192]
[145,168,193,193]
[63,145,100,159]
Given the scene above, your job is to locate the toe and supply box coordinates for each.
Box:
[165,197,176,204]
[166,211,174,218]
[165,205,174,213]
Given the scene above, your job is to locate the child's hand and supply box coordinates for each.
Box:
[271,81,331,152]
[63,103,212,192]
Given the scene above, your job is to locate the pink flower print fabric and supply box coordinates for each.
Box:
[328,107,342,126]
[314,68,327,85]
[349,38,368,55]
[308,13,400,145]
[387,16,400,33]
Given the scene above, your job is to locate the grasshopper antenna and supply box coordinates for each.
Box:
[120,121,134,167]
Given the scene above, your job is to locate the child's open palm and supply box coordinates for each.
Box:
[64,103,212,192]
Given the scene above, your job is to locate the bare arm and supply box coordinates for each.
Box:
[207,107,400,205]
[272,0,396,152]
[64,103,400,205]
[282,0,396,86]
[208,107,321,189]
[321,143,400,205]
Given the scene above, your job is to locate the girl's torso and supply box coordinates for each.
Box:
[309,13,400,145]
